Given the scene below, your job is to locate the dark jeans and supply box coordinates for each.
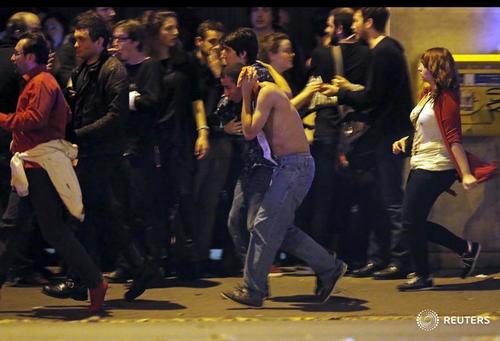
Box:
[157,141,199,262]
[337,165,389,267]
[227,165,273,262]
[402,168,468,278]
[296,140,347,252]
[120,150,165,264]
[194,138,235,263]
[370,138,409,269]
[0,168,101,288]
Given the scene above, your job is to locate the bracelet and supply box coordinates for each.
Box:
[197,125,210,132]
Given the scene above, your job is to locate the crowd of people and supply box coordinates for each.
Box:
[0,7,497,312]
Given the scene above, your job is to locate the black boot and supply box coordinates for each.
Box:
[122,243,162,301]
[42,278,88,301]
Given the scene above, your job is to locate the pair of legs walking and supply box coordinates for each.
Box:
[398,169,481,291]
[0,168,106,313]
[223,153,346,307]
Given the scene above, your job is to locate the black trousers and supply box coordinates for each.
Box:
[193,138,235,263]
[0,168,101,288]
[402,168,468,277]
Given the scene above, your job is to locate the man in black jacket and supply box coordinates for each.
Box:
[297,8,371,262]
[322,7,414,279]
[43,11,158,302]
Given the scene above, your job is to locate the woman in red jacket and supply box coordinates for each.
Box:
[392,47,497,291]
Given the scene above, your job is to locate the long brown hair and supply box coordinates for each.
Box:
[141,10,179,60]
[420,47,460,101]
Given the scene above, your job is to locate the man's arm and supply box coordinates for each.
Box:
[0,80,54,131]
[192,99,210,159]
[241,86,273,141]
[74,61,129,139]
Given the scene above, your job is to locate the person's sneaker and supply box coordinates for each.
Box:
[372,265,410,280]
[316,261,348,303]
[268,265,284,278]
[461,241,481,279]
[124,263,159,301]
[397,276,434,291]
[350,262,384,278]
[89,280,108,314]
[42,279,88,301]
[221,286,264,308]
[104,267,131,283]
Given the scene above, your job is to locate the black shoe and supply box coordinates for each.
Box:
[350,262,384,278]
[124,264,160,301]
[316,261,348,303]
[372,265,410,280]
[461,241,481,279]
[221,286,264,308]
[398,276,434,291]
[42,279,88,301]
[104,267,131,283]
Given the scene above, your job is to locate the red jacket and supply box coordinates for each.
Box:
[433,89,498,184]
[0,65,71,167]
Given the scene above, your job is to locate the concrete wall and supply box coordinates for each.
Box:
[390,7,500,270]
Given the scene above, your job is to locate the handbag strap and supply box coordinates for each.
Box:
[331,45,344,77]
[331,45,346,117]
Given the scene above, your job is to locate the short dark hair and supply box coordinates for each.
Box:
[248,7,280,29]
[75,10,110,48]
[222,27,258,65]
[331,7,354,37]
[257,32,290,63]
[221,63,244,83]
[360,7,389,33]
[19,32,49,64]
[197,20,225,39]
[114,19,145,51]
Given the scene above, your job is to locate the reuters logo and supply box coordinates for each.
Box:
[417,309,440,331]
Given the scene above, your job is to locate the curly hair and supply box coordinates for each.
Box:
[420,47,460,100]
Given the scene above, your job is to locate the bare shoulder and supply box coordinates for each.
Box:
[259,82,284,100]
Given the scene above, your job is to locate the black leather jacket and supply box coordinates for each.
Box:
[68,50,129,157]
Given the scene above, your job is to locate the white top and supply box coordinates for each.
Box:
[410,94,455,171]
[10,139,84,221]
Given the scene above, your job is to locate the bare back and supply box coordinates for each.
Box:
[257,82,310,157]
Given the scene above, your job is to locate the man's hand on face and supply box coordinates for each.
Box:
[237,66,258,98]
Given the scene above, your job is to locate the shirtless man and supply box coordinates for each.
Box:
[221,66,347,308]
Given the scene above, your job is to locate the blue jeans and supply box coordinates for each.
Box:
[227,165,273,262]
[244,153,342,298]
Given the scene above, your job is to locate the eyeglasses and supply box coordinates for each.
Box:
[112,36,131,42]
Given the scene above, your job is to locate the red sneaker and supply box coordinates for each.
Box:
[89,280,108,314]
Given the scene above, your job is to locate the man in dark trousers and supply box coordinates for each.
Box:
[297,7,371,262]
[0,32,107,314]
[43,11,158,302]
[322,7,414,279]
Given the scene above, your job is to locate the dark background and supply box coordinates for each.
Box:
[1,7,333,57]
